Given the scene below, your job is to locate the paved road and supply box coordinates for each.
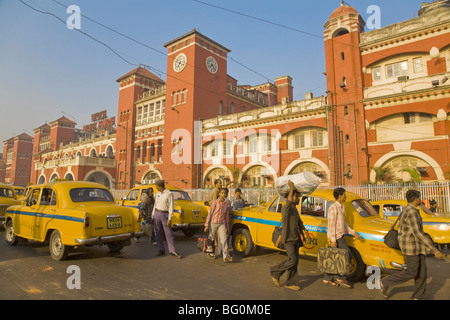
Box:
[0,230,449,301]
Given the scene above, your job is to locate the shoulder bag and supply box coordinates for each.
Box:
[383,213,402,251]
[272,219,283,249]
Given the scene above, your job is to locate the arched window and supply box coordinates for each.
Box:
[136,146,141,162]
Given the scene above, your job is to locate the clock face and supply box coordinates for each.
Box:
[206,56,218,74]
[173,53,187,72]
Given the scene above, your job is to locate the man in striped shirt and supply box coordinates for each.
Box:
[324,187,361,288]
[204,188,232,262]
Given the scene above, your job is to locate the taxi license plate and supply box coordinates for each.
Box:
[107,216,122,229]
[192,210,200,219]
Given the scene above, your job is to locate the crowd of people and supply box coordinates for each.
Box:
[138,178,445,300]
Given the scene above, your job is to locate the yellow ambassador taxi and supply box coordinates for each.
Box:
[371,200,450,250]
[120,185,208,236]
[231,189,406,281]
[0,183,21,227]
[4,181,143,260]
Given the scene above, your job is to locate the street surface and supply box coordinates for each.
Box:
[0,229,449,301]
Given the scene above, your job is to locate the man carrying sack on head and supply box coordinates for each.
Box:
[270,180,310,291]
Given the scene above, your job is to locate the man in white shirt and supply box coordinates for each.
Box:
[152,180,182,259]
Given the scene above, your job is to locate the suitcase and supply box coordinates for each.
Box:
[197,235,215,253]
[317,247,350,275]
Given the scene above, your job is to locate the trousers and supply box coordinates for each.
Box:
[381,254,428,300]
[154,210,176,254]
[209,223,229,259]
[270,241,300,286]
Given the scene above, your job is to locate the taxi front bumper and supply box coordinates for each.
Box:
[75,231,144,245]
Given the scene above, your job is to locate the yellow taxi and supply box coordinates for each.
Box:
[120,184,208,236]
[0,183,21,227]
[231,189,406,281]
[371,200,450,250]
[4,181,143,260]
[13,186,26,197]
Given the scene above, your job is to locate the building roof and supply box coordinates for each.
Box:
[49,116,77,125]
[163,29,231,53]
[329,2,358,20]
[116,66,165,83]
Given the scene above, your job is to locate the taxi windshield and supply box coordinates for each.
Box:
[171,190,191,201]
[70,188,114,203]
[352,199,378,217]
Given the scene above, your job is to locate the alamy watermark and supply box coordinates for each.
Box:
[66,5,81,30]
[366,265,381,290]
[66,265,81,290]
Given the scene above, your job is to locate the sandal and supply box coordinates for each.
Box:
[380,282,388,299]
[323,280,338,287]
[335,279,352,288]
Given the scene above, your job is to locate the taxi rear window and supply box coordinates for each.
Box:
[0,188,15,198]
[70,188,114,203]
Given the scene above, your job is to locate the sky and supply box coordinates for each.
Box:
[0,0,428,145]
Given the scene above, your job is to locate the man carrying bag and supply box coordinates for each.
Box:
[380,190,443,300]
[322,187,362,288]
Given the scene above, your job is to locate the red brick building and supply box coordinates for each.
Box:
[25,1,450,190]
[1,133,33,186]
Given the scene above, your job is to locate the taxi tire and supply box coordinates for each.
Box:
[5,220,18,246]
[232,228,254,257]
[49,230,69,261]
[107,242,124,253]
[347,247,365,282]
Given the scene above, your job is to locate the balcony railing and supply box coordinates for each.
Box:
[35,156,116,170]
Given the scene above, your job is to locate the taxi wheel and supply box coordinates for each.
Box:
[232,228,254,257]
[49,230,69,261]
[347,247,365,282]
[5,220,18,246]
[107,242,124,253]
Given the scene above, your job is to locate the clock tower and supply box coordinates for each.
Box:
[324,3,369,185]
[162,30,231,188]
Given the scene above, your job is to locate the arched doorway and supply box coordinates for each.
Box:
[65,173,74,181]
[85,171,112,189]
[203,167,233,188]
[50,173,59,182]
[241,165,274,188]
[142,170,162,184]
[375,155,435,183]
[289,162,327,184]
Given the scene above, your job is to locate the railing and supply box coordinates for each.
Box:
[111,182,450,215]
[334,183,450,215]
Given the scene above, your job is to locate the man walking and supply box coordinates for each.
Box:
[204,188,233,262]
[140,187,156,245]
[324,187,361,288]
[380,189,443,300]
[270,180,310,291]
[152,180,182,259]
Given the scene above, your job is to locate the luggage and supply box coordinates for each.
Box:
[274,172,321,197]
[384,214,402,251]
[271,222,283,249]
[317,247,350,275]
[197,234,215,253]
